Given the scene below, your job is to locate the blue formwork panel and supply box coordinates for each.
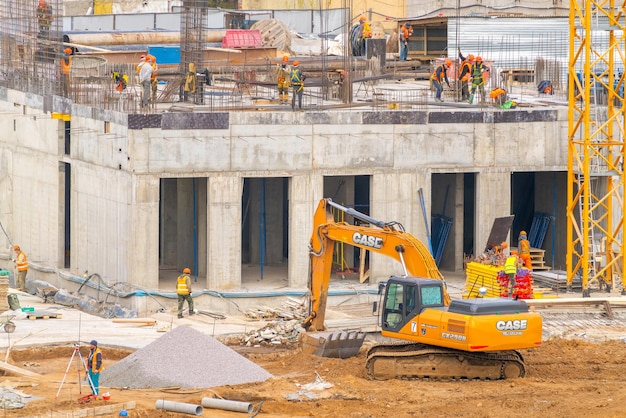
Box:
[147,45,181,65]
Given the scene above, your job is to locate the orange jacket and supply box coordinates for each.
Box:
[60,55,72,75]
[16,251,28,271]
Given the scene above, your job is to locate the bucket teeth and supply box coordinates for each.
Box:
[300,331,366,359]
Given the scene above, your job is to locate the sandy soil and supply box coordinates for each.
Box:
[2,337,626,418]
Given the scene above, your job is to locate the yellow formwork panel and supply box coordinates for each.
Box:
[463,261,504,299]
[94,0,113,14]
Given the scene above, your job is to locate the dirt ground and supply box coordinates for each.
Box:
[1,337,626,418]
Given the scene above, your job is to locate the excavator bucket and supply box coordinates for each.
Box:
[300,331,366,359]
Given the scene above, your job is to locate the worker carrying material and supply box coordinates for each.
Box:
[350,16,372,57]
[469,56,489,104]
[276,56,291,104]
[431,59,451,102]
[518,231,533,270]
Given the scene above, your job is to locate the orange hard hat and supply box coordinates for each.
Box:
[511,250,518,255]
[476,56,483,62]
[445,59,452,66]
[468,54,475,61]
[39,0,45,6]
[359,16,366,22]
[293,61,300,66]
[13,245,20,251]
[282,55,289,62]
[64,48,72,54]
[501,242,508,249]
[183,267,191,274]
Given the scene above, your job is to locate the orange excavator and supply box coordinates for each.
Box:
[302,198,543,380]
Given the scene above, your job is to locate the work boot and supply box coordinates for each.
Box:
[189,311,195,316]
[178,314,183,319]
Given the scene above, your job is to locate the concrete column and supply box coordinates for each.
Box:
[131,175,160,289]
[475,170,511,255]
[289,174,323,288]
[454,173,465,271]
[370,171,429,283]
[208,175,242,289]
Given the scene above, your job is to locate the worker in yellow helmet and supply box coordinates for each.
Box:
[176,267,194,318]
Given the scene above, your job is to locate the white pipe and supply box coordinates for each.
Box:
[155,400,202,416]
[201,397,253,413]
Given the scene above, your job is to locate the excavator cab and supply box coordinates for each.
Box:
[378,277,446,332]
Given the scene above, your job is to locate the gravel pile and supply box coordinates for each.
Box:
[100,326,272,389]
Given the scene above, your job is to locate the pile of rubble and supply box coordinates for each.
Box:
[240,298,308,348]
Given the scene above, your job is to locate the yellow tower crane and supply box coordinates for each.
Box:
[567,1,626,296]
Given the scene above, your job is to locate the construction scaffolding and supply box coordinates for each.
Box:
[0,0,63,97]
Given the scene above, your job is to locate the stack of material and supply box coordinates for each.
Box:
[463,262,503,298]
[243,297,306,321]
[533,270,580,291]
[100,326,271,389]
[0,271,10,311]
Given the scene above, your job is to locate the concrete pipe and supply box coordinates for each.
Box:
[201,397,253,413]
[67,31,226,47]
[155,400,202,416]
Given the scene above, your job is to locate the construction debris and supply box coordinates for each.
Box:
[243,297,307,321]
[241,319,305,347]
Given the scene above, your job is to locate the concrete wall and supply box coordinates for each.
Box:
[0,87,570,306]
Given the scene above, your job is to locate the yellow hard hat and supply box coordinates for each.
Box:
[520,230,527,235]
[183,267,191,274]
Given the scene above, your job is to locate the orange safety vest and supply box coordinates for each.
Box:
[431,64,446,81]
[60,55,72,75]
[177,275,190,295]
[519,239,531,255]
[16,251,28,271]
[460,60,472,82]
[88,347,103,373]
[402,26,412,41]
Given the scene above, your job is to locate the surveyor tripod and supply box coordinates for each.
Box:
[55,343,97,399]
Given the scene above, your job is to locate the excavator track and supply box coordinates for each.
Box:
[366,343,525,381]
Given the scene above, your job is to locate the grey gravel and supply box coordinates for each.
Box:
[100,326,272,389]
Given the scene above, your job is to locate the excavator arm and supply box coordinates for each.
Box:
[304,198,450,332]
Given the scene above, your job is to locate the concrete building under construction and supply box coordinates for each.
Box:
[0,2,585,315]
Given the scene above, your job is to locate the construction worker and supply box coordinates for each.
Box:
[146,54,158,101]
[276,56,291,104]
[469,56,489,104]
[350,16,372,57]
[37,0,53,38]
[60,47,73,97]
[177,267,194,318]
[518,231,533,270]
[136,55,154,108]
[290,61,305,110]
[399,23,413,61]
[458,51,474,102]
[13,245,28,292]
[183,62,198,101]
[504,250,520,297]
[112,70,128,92]
[87,340,103,396]
[431,59,451,102]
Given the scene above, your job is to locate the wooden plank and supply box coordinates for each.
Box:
[111,318,157,325]
[0,360,41,378]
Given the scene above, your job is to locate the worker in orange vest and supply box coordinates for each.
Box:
[60,48,73,97]
[13,245,28,292]
[350,16,372,56]
[518,230,533,270]
[469,56,489,104]
[146,54,158,101]
[431,59,451,102]
[276,55,291,104]
[399,23,413,61]
[458,51,474,102]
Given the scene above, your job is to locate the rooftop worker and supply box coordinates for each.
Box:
[431,59,451,102]
[60,48,73,97]
[146,54,159,101]
[37,0,53,38]
[136,55,154,109]
[458,50,474,102]
[13,245,28,292]
[350,16,372,57]
[399,22,413,61]
[276,55,291,104]
[290,61,306,111]
[469,56,489,104]
[177,267,194,318]
[518,230,533,270]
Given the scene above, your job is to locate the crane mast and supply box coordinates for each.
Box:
[567,0,626,296]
